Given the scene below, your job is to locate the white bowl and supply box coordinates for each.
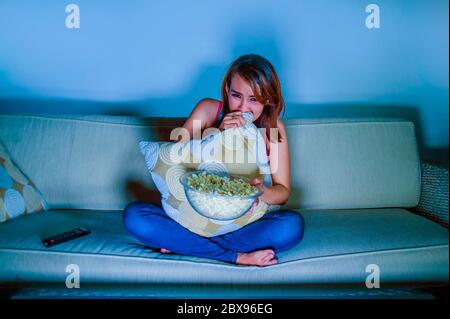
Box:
[179,170,264,221]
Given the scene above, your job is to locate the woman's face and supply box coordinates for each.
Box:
[227,73,265,122]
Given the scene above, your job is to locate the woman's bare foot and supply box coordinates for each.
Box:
[160,248,172,254]
[236,249,277,266]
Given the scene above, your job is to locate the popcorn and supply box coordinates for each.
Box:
[185,171,259,196]
[180,170,262,220]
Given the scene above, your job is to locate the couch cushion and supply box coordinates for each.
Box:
[0,208,447,286]
[0,115,420,211]
[0,139,48,222]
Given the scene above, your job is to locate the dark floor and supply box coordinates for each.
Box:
[1,285,448,299]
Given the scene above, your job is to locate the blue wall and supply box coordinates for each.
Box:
[0,0,448,163]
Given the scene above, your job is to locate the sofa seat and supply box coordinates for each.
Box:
[0,209,447,287]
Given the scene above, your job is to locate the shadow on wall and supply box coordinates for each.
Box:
[126,180,162,207]
[0,98,144,116]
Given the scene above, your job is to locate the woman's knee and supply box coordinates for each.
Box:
[122,201,157,232]
[272,211,305,251]
[122,202,167,245]
[123,202,140,233]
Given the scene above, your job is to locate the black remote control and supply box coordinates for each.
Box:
[42,227,91,247]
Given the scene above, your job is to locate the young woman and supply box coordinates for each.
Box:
[123,54,305,266]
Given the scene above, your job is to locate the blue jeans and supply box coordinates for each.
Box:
[122,201,305,264]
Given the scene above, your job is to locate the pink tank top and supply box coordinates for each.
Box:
[214,101,224,125]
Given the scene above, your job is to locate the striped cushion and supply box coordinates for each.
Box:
[0,139,48,222]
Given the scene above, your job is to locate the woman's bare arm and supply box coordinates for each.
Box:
[174,98,220,143]
[259,119,291,205]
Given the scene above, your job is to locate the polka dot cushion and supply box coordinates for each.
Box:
[139,112,281,237]
[0,140,48,222]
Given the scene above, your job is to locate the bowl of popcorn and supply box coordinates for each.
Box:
[179,170,264,221]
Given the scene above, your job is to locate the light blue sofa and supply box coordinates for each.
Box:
[0,114,448,298]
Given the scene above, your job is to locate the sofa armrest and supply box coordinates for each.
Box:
[413,161,449,228]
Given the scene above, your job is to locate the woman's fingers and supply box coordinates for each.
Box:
[222,115,245,129]
[223,120,240,128]
[235,113,246,126]
[250,178,263,186]
[227,111,242,118]
[218,112,246,130]
[246,200,258,216]
[230,112,245,120]
[250,197,260,213]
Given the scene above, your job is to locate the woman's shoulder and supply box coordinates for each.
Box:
[196,98,223,127]
[190,98,222,129]
[197,97,221,109]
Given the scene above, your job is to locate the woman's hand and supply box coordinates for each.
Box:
[218,111,246,131]
[245,177,264,216]
[249,177,263,188]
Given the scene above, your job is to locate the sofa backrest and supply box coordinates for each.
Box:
[0,114,421,211]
